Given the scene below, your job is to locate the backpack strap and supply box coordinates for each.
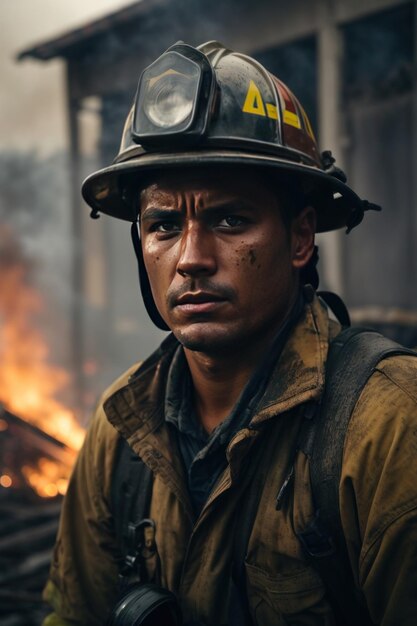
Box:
[317,290,351,328]
[111,437,154,589]
[298,327,416,625]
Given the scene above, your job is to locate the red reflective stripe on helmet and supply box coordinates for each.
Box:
[274,78,302,129]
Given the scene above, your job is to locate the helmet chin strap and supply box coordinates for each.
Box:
[130,222,170,331]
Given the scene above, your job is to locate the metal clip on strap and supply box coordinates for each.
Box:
[122,518,156,580]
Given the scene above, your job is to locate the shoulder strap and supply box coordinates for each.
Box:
[298,327,416,625]
[317,290,351,328]
[111,437,154,575]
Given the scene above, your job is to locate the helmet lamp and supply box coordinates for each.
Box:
[133,44,216,146]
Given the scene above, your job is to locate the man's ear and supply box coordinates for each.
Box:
[290,206,316,270]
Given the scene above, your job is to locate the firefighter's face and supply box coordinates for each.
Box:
[140,168,315,354]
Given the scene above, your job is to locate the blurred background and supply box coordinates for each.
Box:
[0,0,416,623]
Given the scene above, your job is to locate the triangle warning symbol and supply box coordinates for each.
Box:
[242,80,266,117]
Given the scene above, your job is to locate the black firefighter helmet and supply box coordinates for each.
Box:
[82,41,379,330]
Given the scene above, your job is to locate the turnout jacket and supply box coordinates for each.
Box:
[43,296,417,625]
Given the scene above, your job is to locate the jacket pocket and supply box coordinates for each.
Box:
[245,560,333,625]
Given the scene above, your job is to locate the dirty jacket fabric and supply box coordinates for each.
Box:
[43,296,417,626]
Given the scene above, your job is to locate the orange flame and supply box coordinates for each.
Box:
[0,225,85,496]
[0,263,85,450]
[22,458,69,498]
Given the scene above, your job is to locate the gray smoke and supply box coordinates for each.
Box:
[0,150,73,389]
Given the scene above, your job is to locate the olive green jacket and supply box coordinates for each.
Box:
[43,296,417,625]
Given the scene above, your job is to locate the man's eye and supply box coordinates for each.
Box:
[217,216,246,228]
[151,222,181,233]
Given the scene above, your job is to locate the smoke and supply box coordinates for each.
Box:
[0,150,73,393]
[0,150,71,272]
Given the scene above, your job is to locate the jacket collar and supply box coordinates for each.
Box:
[104,294,332,443]
[251,293,331,424]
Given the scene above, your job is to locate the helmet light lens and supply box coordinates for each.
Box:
[134,52,201,137]
[145,70,197,128]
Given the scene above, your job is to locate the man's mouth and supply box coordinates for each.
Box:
[173,291,227,314]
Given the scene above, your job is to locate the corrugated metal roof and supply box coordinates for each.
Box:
[17,0,169,61]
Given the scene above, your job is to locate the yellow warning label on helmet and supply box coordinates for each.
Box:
[283,110,301,129]
[243,80,266,116]
[242,80,278,120]
[266,103,278,120]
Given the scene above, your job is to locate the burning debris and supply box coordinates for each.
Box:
[0,405,76,625]
[0,406,77,498]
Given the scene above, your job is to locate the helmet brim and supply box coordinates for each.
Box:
[82,149,364,233]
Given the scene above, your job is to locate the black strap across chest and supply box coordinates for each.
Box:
[112,437,153,576]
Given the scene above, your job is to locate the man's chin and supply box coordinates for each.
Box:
[173,322,239,354]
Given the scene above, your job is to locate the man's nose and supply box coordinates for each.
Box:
[176,222,217,277]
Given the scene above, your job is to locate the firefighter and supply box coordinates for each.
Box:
[43,42,417,626]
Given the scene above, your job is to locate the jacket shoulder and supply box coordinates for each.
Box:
[374,353,417,403]
[344,352,417,461]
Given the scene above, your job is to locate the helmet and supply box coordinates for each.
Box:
[82,40,377,232]
[81,41,379,329]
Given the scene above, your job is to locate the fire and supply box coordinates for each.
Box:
[22,458,69,498]
[0,225,86,496]
[0,262,85,450]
